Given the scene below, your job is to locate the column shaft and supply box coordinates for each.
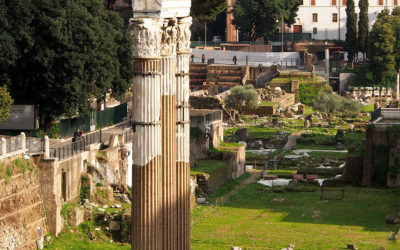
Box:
[130,18,162,250]
[161,54,177,249]
[176,16,192,250]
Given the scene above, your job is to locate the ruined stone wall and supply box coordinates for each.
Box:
[0,163,47,249]
[195,146,245,195]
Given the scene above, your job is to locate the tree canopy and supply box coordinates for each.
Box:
[191,0,227,22]
[0,0,132,123]
[358,0,369,56]
[345,0,358,62]
[225,85,258,114]
[313,92,361,114]
[0,85,13,122]
[369,9,396,82]
[232,0,302,41]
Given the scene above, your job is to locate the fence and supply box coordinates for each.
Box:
[191,49,301,67]
[60,103,128,138]
[0,134,26,156]
[269,33,312,42]
[50,138,86,161]
[50,128,132,161]
[26,138,43,154]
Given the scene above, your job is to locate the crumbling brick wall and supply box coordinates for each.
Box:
[0,163,47,249]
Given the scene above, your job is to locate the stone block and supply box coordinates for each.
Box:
[196,197,206,204]
[109,221,121,231]
[73,208,85,227]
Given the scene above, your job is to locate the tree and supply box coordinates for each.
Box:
[313,92,361,124]
[345,0,358,63]
[391,7,400,69]
[232,0,302,41]
[0,85,13,122]
[0,0,132,123]
[191,0,227,22]
[369,14,396,83]
[225,85,258,114]
[358,0,369,57]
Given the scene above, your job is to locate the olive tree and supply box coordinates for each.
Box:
[225,85,259,114]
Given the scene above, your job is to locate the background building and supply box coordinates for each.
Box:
[295,0,398,40]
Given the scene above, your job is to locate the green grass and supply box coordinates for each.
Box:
[245,151,269,163]
[362,104,375,113]
[260,101,278,106]
[219,141,242,147]
[209,173,251,199]
[307,151,348,159]
[191,160,227,175]
[266,170,297,175]
[44,222,130,250]
[191,184,400,249]
[224,126,279,139]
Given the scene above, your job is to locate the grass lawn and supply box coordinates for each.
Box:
[44,222,130,250]
[362,104,375,113]
[191,160,227,175]
[191,184,400,249]
[224,126,279,139]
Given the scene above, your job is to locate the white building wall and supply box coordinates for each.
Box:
[296,0,399,40]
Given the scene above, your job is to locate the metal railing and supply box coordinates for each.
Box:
[49,128,133,161]
[50,138,86,161]
[26,138,43,153]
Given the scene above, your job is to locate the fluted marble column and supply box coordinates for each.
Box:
[175,16,192,250]
[160,18,178,250]
[130,18,162,250]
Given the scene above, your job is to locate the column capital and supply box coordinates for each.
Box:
[161,18,178,56]
[130,18,162,58]
[176,17,192,53]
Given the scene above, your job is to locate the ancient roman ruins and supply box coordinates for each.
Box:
[130,1,192,249]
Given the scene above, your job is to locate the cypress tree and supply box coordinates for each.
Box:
[345,0,358,63]
[358,0,369,57]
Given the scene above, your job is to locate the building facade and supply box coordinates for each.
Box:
[295,0,399,40]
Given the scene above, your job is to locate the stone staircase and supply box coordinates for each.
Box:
[189,64,207,87]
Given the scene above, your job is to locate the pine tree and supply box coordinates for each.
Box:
[369,18,395,83]
[358,0,369,57]
[345,0,358,63]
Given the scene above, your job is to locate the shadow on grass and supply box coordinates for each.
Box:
[222,183,400,232]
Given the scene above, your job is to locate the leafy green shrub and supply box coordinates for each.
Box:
[33,129,45,138]
[225,85,258,113]
[312,92,361,113]
[48,123,60,139]
[299,82,331,105]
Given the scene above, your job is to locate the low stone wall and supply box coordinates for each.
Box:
[0,164,47,250]
[343,155,363,185]
[195,145,246,195]
[244,105,277,116]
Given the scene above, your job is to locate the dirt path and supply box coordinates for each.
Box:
[218,169,260,203]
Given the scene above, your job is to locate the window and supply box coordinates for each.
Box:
[332,0,337,5]
[312,13,318,22]
[311,0,316,6]
[379,0,383,5]
[332,13,338,22]
[342,0,347,5]
[313,27,318,35]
